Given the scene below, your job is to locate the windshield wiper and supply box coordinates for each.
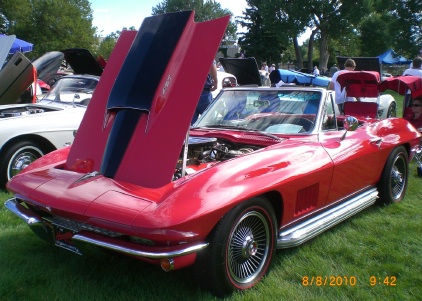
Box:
[192,125,284,142]
[246,129,284,141]
[192,125,250,130]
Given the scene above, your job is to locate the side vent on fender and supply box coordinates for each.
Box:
[294,183,319,216]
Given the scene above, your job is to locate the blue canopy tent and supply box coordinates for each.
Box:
[0,34,33,54]
[378,49,411,65]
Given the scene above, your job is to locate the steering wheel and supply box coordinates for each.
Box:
[292,117,315,132]
[80,98,91,106]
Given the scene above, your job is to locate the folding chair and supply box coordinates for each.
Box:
[339,72,381,119]
[343,101,378,119]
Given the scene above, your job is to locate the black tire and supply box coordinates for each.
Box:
[378,146,408,204]
[0,141,44,189]
[386,102,397,118]
[195,197,277,297]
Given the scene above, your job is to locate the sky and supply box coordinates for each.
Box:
[89,0,248,37]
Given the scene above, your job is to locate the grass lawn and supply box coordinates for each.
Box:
[0,90,420,300]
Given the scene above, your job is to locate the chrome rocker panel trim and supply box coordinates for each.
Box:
[277,187,378,248]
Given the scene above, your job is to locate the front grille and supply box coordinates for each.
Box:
[46,215,123,238]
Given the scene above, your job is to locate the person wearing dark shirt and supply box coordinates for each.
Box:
[404,97,422,132]
[191,61,218,124]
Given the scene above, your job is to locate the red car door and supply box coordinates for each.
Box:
[320,125,386,204]
[318,93,386,204]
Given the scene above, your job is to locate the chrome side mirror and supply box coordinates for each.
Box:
[341,116,359,140]
[72,93,80,107]
[343,116,359,131]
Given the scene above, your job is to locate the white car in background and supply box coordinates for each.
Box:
[212,70,237,98]
[0,74,100,189]
[0,48,103,188]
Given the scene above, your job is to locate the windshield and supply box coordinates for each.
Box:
[195,89,322,134]
[42,77,98,106]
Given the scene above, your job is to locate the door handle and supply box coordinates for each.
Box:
[370,138,382,149]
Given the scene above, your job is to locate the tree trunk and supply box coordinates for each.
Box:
[307,29,318,73]
[293,37,303,69]
[319,29,330,72]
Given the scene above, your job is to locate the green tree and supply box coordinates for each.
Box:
[152,0,237,43]
[361,0,422,58]
[236,0,291,67]
[0,0,97,59]
[96,32,120,62]
[291,0,369,70]
[238,0,369,71]
[359,13,392,57]
[95,26,136,61]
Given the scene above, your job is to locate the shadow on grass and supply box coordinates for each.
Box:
[0,229,213,301]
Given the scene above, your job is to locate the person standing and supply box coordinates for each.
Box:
[261,62,268,72]
[408,50,422,69]
[328,59,356,113]
[191,61,218,124]
[329,64,338,77]
[402,57,422,108]
[403,57,422,77]
[313,66,320,77]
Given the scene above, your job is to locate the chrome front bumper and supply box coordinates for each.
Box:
[4,197,208,259]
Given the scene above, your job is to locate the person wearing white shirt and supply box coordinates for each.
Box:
[403,57,422,77]
[402,57,422,107]
[328,59,356,113]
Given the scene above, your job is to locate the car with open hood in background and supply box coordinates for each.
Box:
[4,12,422,297]
[0,48,103,188]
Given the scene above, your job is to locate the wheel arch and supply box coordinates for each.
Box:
[202,190,284,243]
[0,134,57,158]
[261,190,284,228]
[401,142,412,162]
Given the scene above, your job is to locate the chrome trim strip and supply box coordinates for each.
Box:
[72,234,209,259]
[277,188,378,248]
[4,198,42,225]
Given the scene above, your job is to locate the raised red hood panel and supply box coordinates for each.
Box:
[65,30,137,173]
[66,11,229,188]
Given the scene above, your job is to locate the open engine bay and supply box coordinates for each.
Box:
[0,105,58,118]
[173,136,260,180]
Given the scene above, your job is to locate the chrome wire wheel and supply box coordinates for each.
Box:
[227,210,271,284]
[7,145,43,180]
[387,103,397,118]
[194,198,276,297]
[389,153,407,200]
[378,146,408,204]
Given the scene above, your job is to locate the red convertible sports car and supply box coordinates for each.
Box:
[4,11,422,297]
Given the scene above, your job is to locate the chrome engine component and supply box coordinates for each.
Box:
[173,136,257,180]
[0,106,48,118]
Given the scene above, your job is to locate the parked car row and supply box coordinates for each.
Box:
[0,47,102,188]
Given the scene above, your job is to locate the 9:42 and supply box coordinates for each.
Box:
[369,276,397,286]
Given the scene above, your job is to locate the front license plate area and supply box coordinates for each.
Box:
[52,224,82,255]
